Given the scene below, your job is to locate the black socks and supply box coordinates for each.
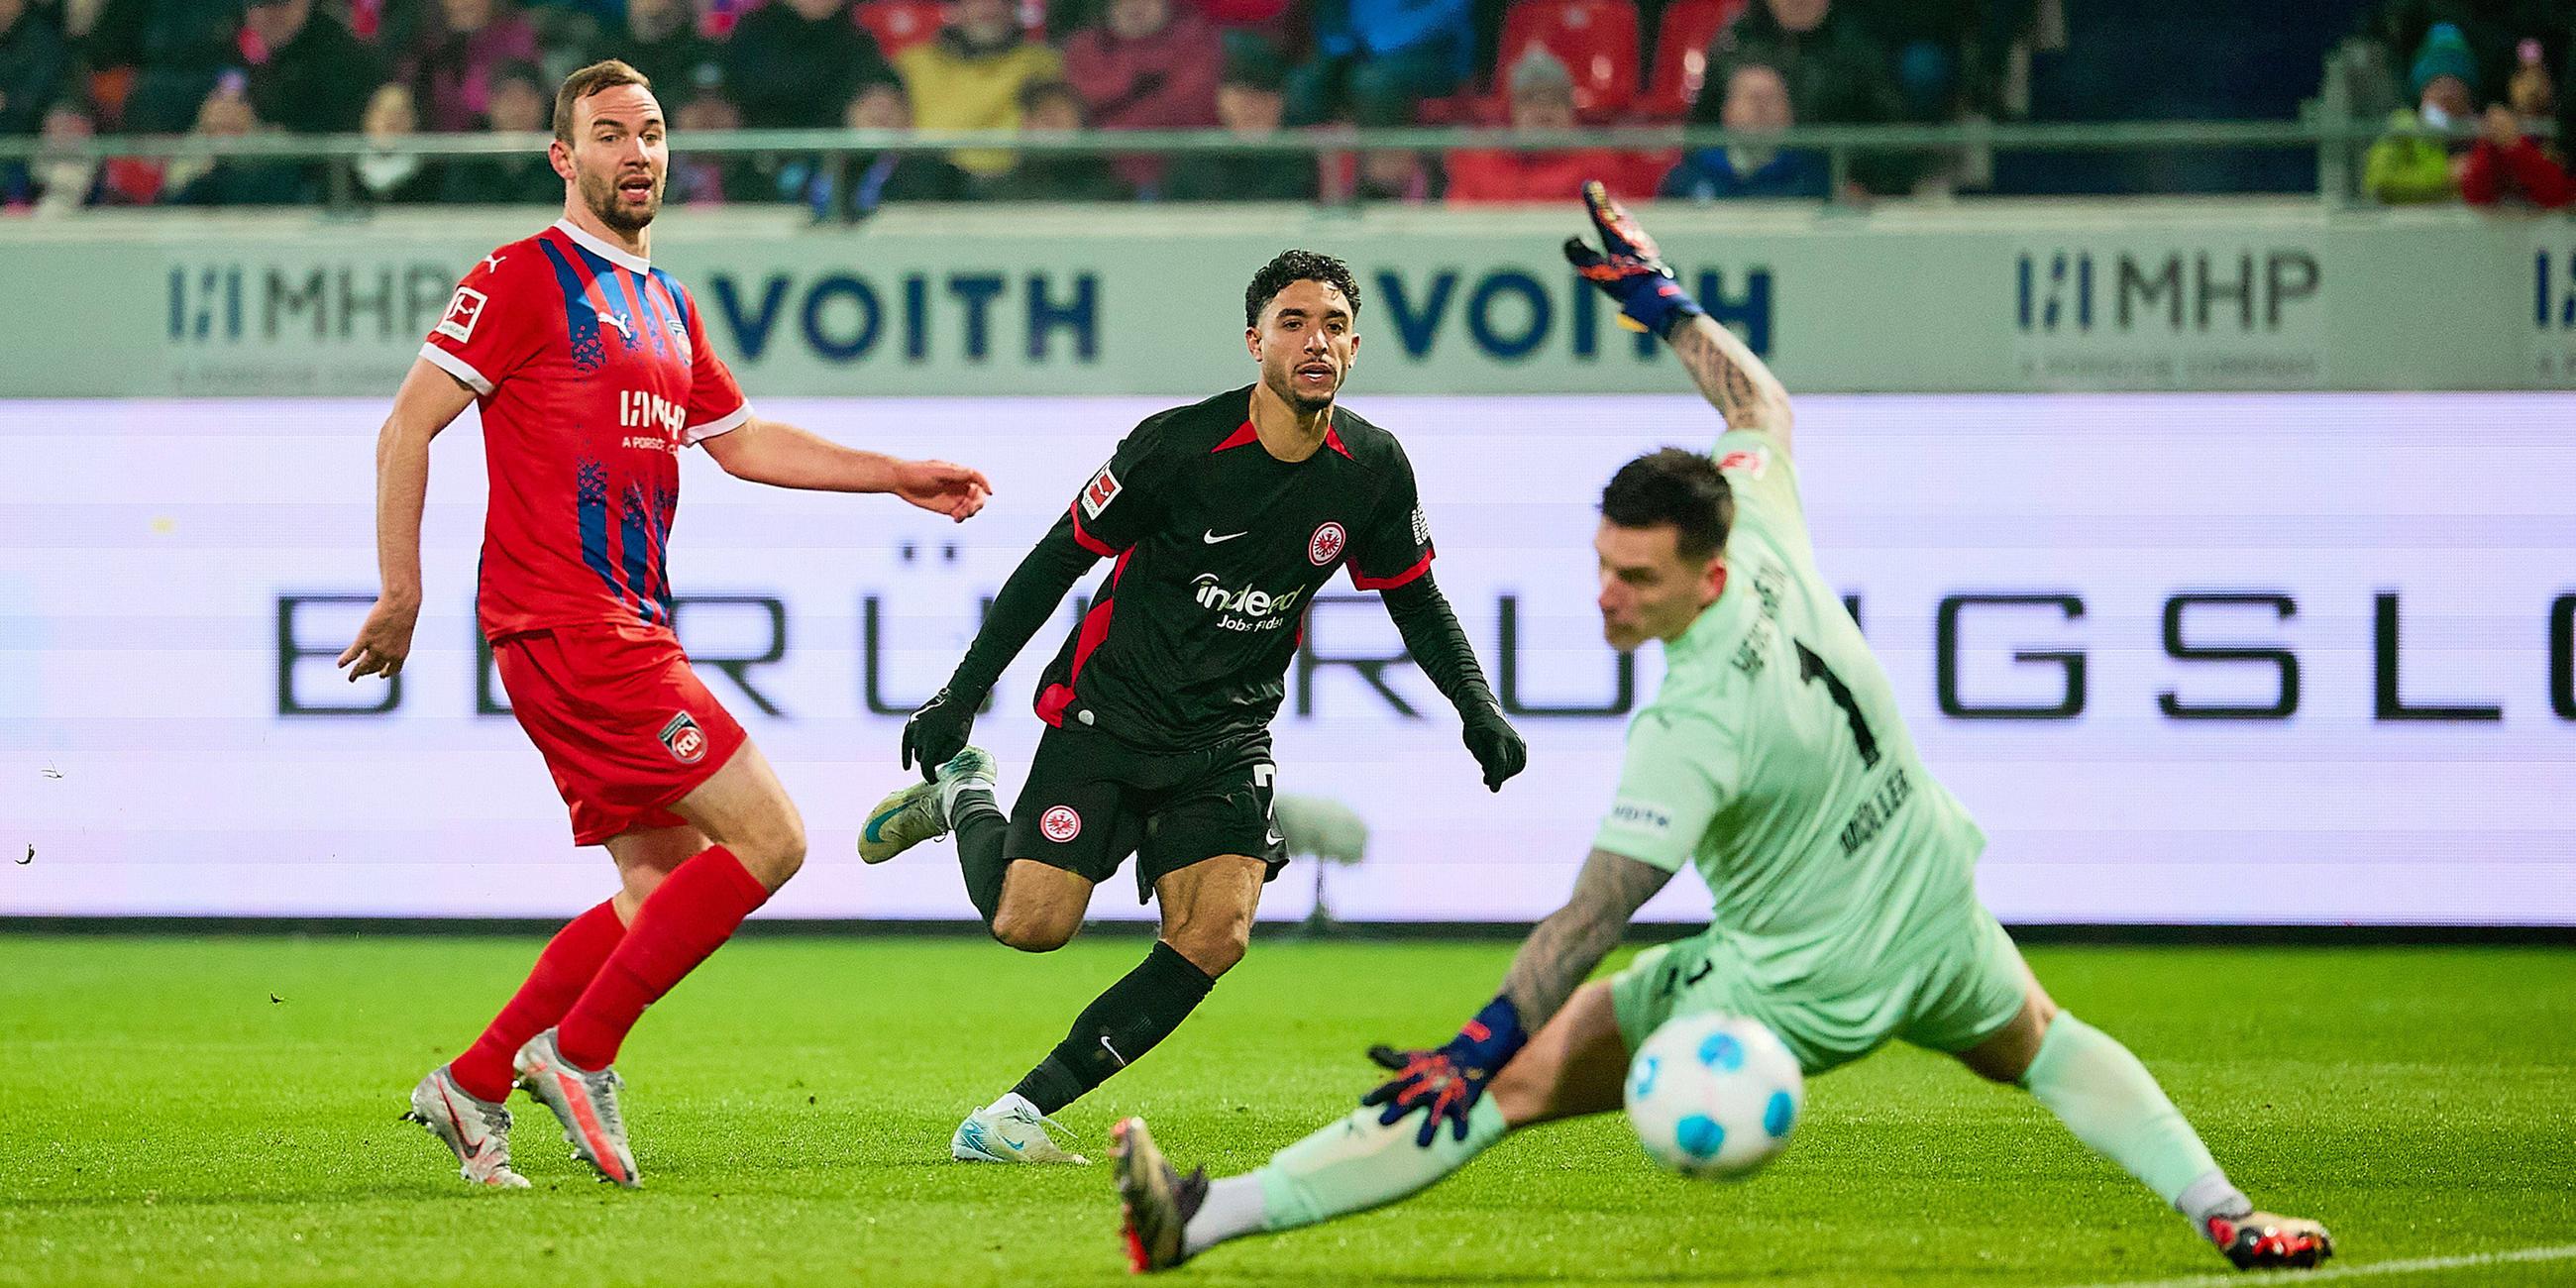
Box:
[1011,941,1217,1115]
[950,787,1010,925]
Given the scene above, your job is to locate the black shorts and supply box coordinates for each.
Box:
[1006,722,1289,904]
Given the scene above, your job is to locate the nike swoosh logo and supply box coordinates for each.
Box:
[1203,530,1246,544]
[1100,1035,1127,1067]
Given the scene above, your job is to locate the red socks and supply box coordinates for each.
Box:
[555,845,769,1070]
[449,900,626,1103]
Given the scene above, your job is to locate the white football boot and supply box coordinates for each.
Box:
[859,746,999,864]
[405,1066,531,1188]
[513,1028,640,1187]
[951,1091,1090,1164]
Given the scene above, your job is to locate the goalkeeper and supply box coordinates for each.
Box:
[1110,184,2334,1276]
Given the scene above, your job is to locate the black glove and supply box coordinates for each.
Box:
[1461,701,1527,792]
[900,686,978,779]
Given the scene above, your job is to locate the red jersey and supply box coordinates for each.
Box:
[419,219,749,641]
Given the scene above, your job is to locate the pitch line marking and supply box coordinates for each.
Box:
[2057,1242,2576,1288]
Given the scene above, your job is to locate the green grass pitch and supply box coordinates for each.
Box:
[2,934,2570,1287]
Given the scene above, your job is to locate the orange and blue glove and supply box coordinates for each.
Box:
[1362,996,1529,1146]
[1562,179,1705,339]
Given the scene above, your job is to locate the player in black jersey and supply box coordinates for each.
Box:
[859,250,1528,1163]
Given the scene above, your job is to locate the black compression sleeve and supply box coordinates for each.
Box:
[946,518,1100,699]
[1381,572,1498,716]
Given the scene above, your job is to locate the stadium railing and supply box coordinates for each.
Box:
[0,116,2552,210]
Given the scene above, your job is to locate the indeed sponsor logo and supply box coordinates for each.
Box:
[1192,574,1303,630]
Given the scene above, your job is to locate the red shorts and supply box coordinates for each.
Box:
[495,621,747,846]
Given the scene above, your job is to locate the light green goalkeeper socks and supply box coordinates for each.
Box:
[2020,1012,2249,1224]
[1185,1097,1510,1256]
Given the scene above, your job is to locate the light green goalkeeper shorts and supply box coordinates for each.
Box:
[1609,909,2029,1076]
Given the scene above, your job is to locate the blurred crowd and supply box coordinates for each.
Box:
[2361,8,2572,209]
[0,0,2036,211]
[2,0,2563,213]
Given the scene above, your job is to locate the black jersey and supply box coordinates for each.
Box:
[1030,385,1436,753]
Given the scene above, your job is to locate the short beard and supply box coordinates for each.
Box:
[583,170,661,235]
[1267,366,1338,413]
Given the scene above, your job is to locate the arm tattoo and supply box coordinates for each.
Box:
[1499,848,1676,1028]
[1668,319,1780,434]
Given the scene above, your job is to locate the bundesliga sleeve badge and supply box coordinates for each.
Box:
[1079,463,1122,519]
[434,286,488,343]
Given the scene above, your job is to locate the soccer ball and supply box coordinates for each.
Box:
[1623,1013,1803,1179]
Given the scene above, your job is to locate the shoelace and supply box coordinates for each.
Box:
[581,1068,628,1140]
[466,1100,516,1168]
[1008,1104,1078,1150]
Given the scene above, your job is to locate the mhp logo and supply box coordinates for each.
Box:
[2533,249,2576,329]
[2016,248,2320,334]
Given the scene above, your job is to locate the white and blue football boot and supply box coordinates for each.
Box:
[951,1091,1089,1164]
[859,746,998,864]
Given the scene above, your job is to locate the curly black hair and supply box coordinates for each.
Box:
[1244,250,1362,329]
[1600,448,1735,561]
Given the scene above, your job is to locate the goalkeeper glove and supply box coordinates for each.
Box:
[1562,179,1705,339]
[1361,995,1529,1147]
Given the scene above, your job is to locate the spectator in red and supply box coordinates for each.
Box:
[725,0,898,130]
[1064,0,1223,191]
[402,0,541,133]
[1186,0,1290,28]
[243,0,382,135]
[1446,48,1662,204]
[2461,47,2573,209]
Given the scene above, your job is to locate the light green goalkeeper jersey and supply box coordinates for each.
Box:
[1591,430,1988,997]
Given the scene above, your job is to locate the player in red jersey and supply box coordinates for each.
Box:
[337,59,993,1190]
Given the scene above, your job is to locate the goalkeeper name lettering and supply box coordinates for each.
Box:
[1837,764,1913,857]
